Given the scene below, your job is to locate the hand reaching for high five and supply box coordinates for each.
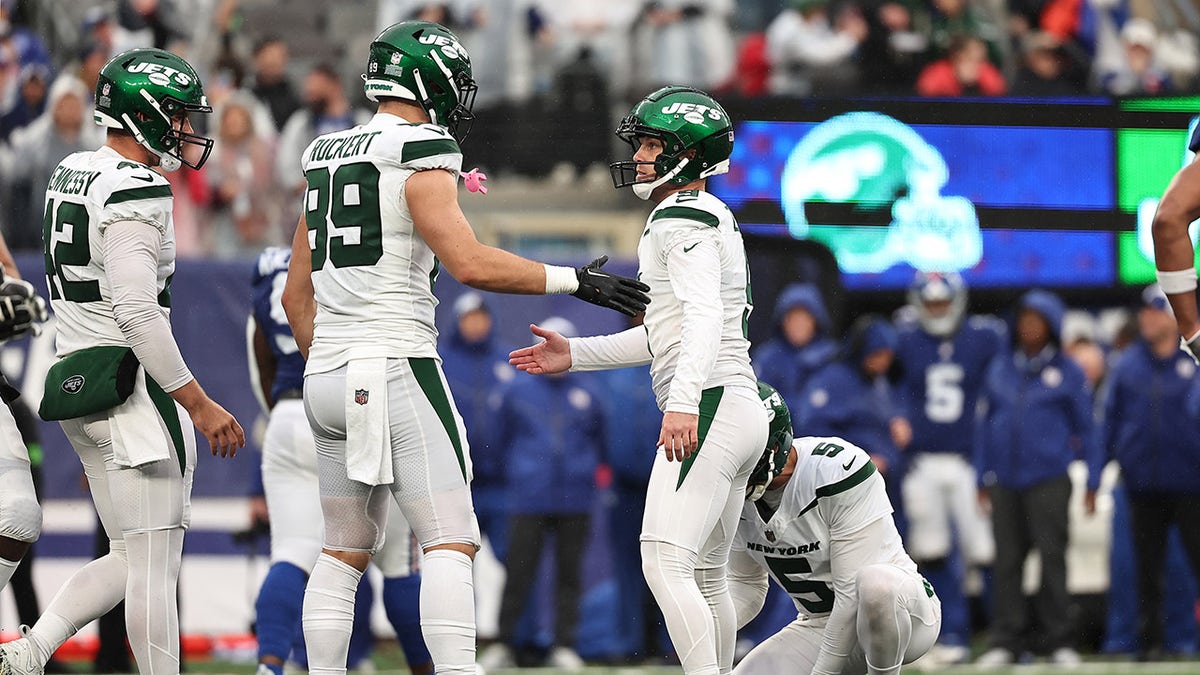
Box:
[509,324,572,375]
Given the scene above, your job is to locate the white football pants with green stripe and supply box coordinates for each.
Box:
[303,357,479,675]
[641,384,767,675]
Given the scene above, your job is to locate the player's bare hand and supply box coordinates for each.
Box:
[1083,489,1097,516]
[889,416,912,449]
[249,495,269,525]
[977,487,992,514]
[658,411,698,462]
[509,324,572,375]
[190,399,245,457]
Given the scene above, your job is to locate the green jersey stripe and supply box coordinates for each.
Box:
[652,206,720,228]
[401,138,460,163]
[146,377,187,476]
[676,387,724,490]
[794,461,879,518]
[105,184,172,206]
[410,357,467,482]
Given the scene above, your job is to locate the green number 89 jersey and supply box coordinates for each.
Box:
[301,113,462,375]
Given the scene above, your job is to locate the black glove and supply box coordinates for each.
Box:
[571,255,651,317]
[0,276,48,341]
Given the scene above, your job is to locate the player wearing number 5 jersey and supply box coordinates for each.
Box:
[280,21,649,675]
[892,272,1003,661]
[730,383,941,675]
[0,48,244,675]
[509,86,767,675]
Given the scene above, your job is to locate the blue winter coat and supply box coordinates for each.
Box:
[439,327,515,488]
[1103,339,1200,493]
[489,374,607,515]
[596,365,661,490]
[752,284,838,424]
[796,361,902,471]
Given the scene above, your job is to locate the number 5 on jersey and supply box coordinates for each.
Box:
[305,162,383,269]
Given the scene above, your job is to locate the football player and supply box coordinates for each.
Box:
[892,271,1003,662]
[1151,118,1200,357]
[248,247,431,675]
[0,256,49,595]
[1,48,244,675]
[730,383,941,675]
[509,86,768,675]
[279,21,649,675]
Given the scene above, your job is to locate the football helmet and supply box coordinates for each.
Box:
[94,48,213,172]
[747,381,794,501]
[363,20,477,142]
[908,271,967,337]
[610,86,733,200]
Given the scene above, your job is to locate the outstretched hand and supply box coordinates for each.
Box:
[508,324,572,375]
[571,255,650,317]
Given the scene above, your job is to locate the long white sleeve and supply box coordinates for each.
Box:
[103,220,193,392]
[729,545,770,629]
[663,237,723,414]
[569,325,652,371]
[810,516,894,675]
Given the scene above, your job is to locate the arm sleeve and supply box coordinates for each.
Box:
[103,220,193,392]
[569,325,653,371]
[809,516,895,675]
[728,544,770,629]
[663,233,723,414]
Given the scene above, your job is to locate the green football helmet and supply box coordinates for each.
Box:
[747,381,795,501]
[610,86,734,200]
[363,20,477,142]
[94,48,213,172]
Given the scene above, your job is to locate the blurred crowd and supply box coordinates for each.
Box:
[1,0,1198,258]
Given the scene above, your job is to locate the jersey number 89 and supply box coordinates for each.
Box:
[305,162,383,270]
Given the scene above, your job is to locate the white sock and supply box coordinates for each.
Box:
[420,549,477,675]
[31,543,128,664]
[642,540,719,675]
[0,556,18,592]
[303,553,363,675]
[695,566,736,674]
[124,528,184,675]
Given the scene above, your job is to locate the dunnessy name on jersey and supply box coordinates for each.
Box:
[48,166,101,196]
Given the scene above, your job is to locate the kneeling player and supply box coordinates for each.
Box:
[730,384,941,675]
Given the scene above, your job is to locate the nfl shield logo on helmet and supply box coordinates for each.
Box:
[354,389,369,405]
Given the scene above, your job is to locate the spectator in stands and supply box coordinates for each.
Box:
[595,313,666,663]
[752,283,838,428]
[206,91,280,258]
[927,0,1005,65]
[634,0,737,92]
[81,6,117,58]
[0,75,103,251]
[764,0,868,95]
[437,292,515,642]
[1102,285,1200,661]
[540,3,640,96]
[1097,17,1171,95]
[73,42,108,103]
[275,63,370,227]
[0,62,46,140]
[0,0,51,73]
[113,0,189,53]
[916,34,1007,96]
[1011,31,1086,96]
[857,0,931,93]
[481,317,606,671]
[974,289,1104,667]
[796,315,906,477]
[250,36,299,132]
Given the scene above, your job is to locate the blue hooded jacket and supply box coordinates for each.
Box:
[796,318,902,470]
[488,373,607,515]
[752,284,839,422]
[597,365,661,489]
[975,290,1105,491]
[1103,338,1200,493]
[439,311,515,489]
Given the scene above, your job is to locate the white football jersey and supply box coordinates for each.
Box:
[638,189,756,412]
[735,437,916,619]
[43,146,176,357]
[301,112,463,375]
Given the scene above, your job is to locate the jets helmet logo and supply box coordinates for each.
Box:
[418,33,466,61]
[661,102,723,125]
[127,60,193,87]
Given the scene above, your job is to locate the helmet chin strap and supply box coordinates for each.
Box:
[120,111,180,172]
[631,157,690,200]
